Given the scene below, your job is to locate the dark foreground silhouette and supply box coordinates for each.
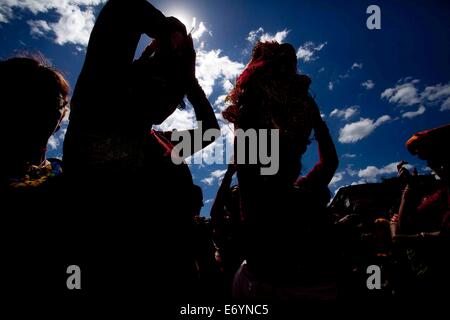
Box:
[1,0,449,314]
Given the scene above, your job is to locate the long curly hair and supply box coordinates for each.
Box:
[223,41,313,145]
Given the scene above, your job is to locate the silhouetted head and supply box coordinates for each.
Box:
[251,41,280,61]
[250,41,297,74]
[223,41,313,161]
[250,42,297,74]
[0,56,69,174]
[224,41,306,124]
[406,124,450,182]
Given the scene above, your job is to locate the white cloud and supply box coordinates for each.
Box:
[260,30,289,43]
[46,124,67,154]
[214,94,231,112]
[1,0,106,46]
[351,62,363,70]
[329,106,359,120]
[247,27,264,43]
[346,165,358,176]
[441,97,450,111]
[328,81,334,91]
[28,19,52,37]
[201,169,227,186]
[296,41,327,62]
[47,134,60,151]
[329,172,344,186]
[342,153,357,159]
[358,162,397,180]
[361,80,375,90]
[338,115,391,143]
[195,49,245,97]
[340,62,362,79]
[422,83,450,102]
[222,79,234,92]
[0,5,13,23]
[330,63,363,89]
[421,83,450,111]
[402,105,426,119]
[350,180,366,186]
[49,5,97,46]
[191,19,211,40]
[201,176,214,186]
[382,79,450,113]
[214,94,226,106]
[212,169,227,178]
[153,108,196,131]
[381,79,421,106]
[247,27,290,44]
[358,162,413,183]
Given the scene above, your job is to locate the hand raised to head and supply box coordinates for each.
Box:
[166,16,188,50]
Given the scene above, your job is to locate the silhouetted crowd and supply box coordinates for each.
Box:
[0,0,448,309]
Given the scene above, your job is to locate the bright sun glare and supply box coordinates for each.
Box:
[165,9,195,32]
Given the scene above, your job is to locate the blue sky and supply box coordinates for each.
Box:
[1,0,449,215]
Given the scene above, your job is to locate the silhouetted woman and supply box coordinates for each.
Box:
[0,56,69,297]
[64,0,218,183]
[0,57,68,184]
[62,0,219,301]
[222,41,338,300]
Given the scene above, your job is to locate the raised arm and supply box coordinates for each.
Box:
[104,0,170,40]
[69,0,172,132]
[296,97,339,188]
[180,34,220,137]
[163,35,220,158]
[81,0,170,69]
[186,78,221,142]
[391,181,445,242]
[211,164,237,226]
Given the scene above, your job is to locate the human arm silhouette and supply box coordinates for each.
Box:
[295,97,339,188]
[211,163,237,226]
[158,34,220,158]
[68,0,171,132]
